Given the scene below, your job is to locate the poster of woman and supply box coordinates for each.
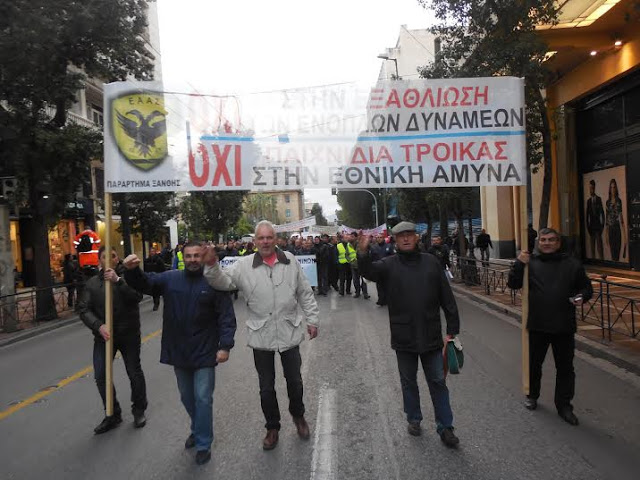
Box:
[582,166,628,264]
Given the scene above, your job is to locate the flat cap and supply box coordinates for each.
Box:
[391,221,416,235]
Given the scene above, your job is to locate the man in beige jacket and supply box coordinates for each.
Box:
[203,220,319,450]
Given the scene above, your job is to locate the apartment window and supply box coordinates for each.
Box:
[91,107,104,127]
[285,209,291,218]
[284,194,290,203]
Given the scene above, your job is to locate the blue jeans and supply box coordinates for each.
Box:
[174,367,215,451]
[395,349,454,433]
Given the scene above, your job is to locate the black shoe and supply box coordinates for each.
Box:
[440,428,459,448]
[133,412,147,428]
[195,450,211,465]
[363,294,370,299]
[353,293,360,298]
[558,408,579,426]
[407,422,422,436]
[339,291,344,296]
[185,434,196,449]
[94,414,122,435]
[524,397,537,410]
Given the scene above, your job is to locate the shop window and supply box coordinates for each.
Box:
[624,87,640,128]
[579,96,623,139]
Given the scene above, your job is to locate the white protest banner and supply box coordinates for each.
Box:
[340,224,388,236]
[104,78,525,192]
[218,254,317,286]
[294,255,318,287]
[273,216,316,233]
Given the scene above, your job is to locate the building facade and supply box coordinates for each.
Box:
[538,0,640,270]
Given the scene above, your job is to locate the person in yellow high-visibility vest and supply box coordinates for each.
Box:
[173,245,185,270]
[336,233,354,296]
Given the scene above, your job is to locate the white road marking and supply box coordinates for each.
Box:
[310,386,337,480]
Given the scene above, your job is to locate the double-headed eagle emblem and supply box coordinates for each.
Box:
[111,93,168,171]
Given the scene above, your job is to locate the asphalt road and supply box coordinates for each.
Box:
[1,286,640,480]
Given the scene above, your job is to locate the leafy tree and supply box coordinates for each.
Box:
[418,0,559,230]
[244,193,280,224]
[123,192,177,258]
[310,203,328,226]
[180,191,247,241]
[0,0,155,319]
[336,191,375,228]
[233,216,255,238]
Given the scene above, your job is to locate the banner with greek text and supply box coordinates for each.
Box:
[104,78,526,192]
[273,216,317,233]
[340,224,388,236]
[219,255,317,286]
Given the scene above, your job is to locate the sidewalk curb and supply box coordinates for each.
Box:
[0,316,82,348]
[451,284,640,378]
[0,298,153,349]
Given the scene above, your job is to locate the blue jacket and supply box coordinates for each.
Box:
[125,268,236,368]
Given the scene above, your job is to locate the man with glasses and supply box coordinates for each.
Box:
[78,247,147,435]
[508,228,593,425]
[202,220,319,451]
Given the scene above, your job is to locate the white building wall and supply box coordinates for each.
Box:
[378,25,437,81]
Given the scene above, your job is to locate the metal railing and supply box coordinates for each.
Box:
[0,283,81,332]
[449,255,640,341]
[449,255,513,296]
[579,278,639,341]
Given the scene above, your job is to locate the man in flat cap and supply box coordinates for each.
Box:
[357,221,461,448]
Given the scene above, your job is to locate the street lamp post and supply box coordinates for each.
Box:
[377,53,399,79]
[337,188,378,227]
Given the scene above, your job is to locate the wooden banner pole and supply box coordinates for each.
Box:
[520,184,530,396]
[104,192,114,416]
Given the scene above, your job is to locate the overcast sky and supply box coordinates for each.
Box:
[156,0,435,218]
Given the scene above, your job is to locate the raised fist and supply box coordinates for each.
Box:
[123,254,141,270]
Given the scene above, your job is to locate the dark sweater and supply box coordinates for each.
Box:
[507,252,593,334]
[358,250,460,352]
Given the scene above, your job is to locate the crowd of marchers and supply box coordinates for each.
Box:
[75,218,591,467]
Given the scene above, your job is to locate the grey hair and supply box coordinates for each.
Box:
[255,220,276,236]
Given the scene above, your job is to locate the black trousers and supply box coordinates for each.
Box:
[338,263,352,294]
[317,262,329,294]
[93,333,147,416]
[528,331,575,411]
[253,347,305,431]
[376,280,387,305]
[351,265,368,296]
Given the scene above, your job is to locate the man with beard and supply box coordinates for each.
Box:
[123,242,237,465]
[357,222,461,448]
[201,221,319,451]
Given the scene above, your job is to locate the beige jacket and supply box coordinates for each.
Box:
[204,249,319,352]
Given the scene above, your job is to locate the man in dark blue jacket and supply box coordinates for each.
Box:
[123,242,237,466]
